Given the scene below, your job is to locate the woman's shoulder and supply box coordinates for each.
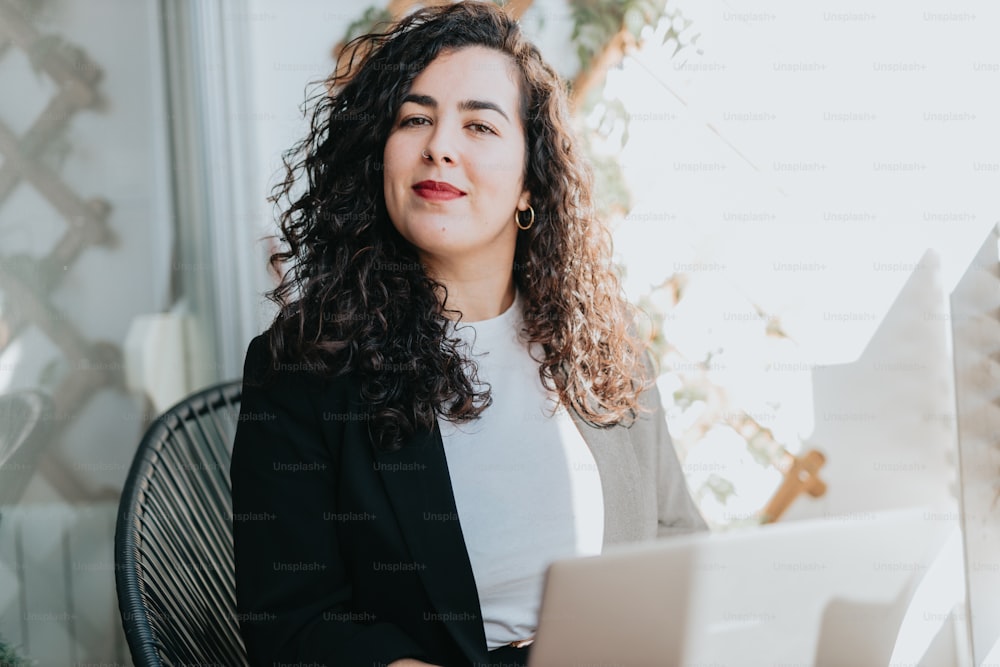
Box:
[241,332,356,395]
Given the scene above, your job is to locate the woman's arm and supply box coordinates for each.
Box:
[640,351,709,537]
[231,334,432,666]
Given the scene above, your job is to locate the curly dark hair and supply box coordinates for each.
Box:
[265,1,652,451]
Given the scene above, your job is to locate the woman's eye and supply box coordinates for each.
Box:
[469,123,496,135]
[401,117,429,127]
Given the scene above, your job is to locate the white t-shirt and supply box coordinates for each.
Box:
[438,289,604,649]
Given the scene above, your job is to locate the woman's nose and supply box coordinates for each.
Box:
[422,124,458,165]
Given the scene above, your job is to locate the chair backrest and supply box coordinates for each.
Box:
[115,380,249,666]
[0,390,54,508]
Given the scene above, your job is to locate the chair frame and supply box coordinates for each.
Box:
[114,379,248,666]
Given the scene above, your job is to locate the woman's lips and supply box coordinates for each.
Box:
[413,180,465,201]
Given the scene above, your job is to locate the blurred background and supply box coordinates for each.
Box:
[0,0,996,664]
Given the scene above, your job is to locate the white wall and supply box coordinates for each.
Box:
[241,1,358,336]
[606,0,996,523]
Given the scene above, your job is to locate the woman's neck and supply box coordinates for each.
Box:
[426,265,516,323]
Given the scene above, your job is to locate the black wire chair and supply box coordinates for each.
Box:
[115,380,249,666]
[0,389,54,511]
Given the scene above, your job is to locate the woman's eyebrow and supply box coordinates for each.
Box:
[401,93,510,123]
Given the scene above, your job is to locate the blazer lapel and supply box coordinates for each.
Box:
[373,423,489,664]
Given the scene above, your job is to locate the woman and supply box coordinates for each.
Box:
[230,3,706,666]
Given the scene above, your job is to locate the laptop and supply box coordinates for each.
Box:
[528,506,957,667]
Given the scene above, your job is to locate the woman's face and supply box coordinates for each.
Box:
[383,46,530,272]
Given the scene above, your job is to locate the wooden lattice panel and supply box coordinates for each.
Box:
[0,0,121,497]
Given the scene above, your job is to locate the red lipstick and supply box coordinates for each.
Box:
[413,180,465,201]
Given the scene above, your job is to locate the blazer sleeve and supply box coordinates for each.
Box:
[230,334,430,666]
[640,351,709,537]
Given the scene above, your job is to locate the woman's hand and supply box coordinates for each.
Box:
[387,660,442,667]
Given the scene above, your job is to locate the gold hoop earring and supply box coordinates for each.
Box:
[515,205,535,230]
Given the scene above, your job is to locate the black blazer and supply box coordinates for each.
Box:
[230,333,706,667]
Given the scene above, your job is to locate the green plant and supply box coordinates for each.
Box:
[0,633,33,667]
